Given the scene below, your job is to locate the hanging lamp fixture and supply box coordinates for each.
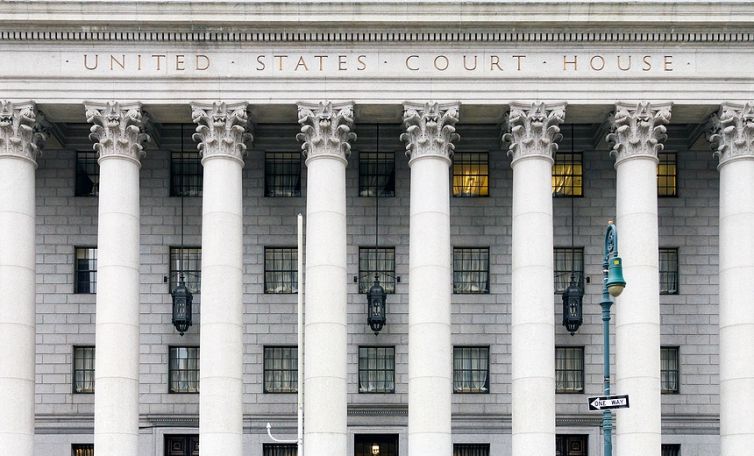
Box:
[172,123,194,335]
[367,125,387,335]
[562,124,584,335]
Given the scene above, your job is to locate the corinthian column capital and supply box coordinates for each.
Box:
[85,101,150,165]
[191,101,252,164]
[607,101,672,165]
[0,100,48,166]
[707,101,754,168]
[401,102,460,165]
[296,101,356,163]
[503,101,566,165]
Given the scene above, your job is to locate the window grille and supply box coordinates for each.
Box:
[358,247,396,294]
[661,444,681,456]
[263,444,298,456]
[72,444,94,456]
[453,443,490,456]
[452,152,489,197]
[265,152,302,197]
[170,247,201,294]
[74,247,97,294]
[75,150,99,196]
[170,149,202,197]
[555,346,584,393]
[661,347,680,394]
[264,346,297,393]
[453,248,490,294]
[553,247,584,294]
[552,151,583,197]
[359,151,395,197]
[73,346,95,394]
[358,346,395,393]
[453,346,489,393]
[658,152,677,197]
[169,346,199,393]
[264,247,298,294]
[659,248,679,295]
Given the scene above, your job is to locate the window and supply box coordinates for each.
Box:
[73,346,95,394]
[555,347,584,393]
[453,444,490,456]
[264,346,297,393]
[168,346,199,393]
[453,346,489,393]
[75,150,99,196]
[169,247,201,294]
[358,346,395,393]
[661,444,681,456]
[72,444,94,456]
[264,247,298,294]
[552,151,583,197]
[359,150,395,197]
[358,247,396,294]
[171,148,202,197]
[74,247,97,294]
[554,247,584,294]
[265,152,301,197]
[658,151,677,197]
[165,435,199,456]
[452,152,489,197]
[355,435,398,456]
[263,444,297,456]
[659,248,679,295]
[556,435,588,456]
[453,248,490,294]
[661,346,680,394]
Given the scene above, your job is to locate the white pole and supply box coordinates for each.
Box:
[297,213,305,456]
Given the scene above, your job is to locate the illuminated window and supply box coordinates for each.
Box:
[452,152,489,197]
[552,151,583,197]
[658,152,677,197]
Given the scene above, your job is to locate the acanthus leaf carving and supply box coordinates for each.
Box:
[191,101,252,163]
[502,101,566,164]
[85,101,150,165]
[0,100,47,166]
[607,101,672,165]
[707,102,754,168]
[296,101,356,162]
[400,102,460,164]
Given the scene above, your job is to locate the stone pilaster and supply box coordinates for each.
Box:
[503,101,565,456]
[402,101,459,456]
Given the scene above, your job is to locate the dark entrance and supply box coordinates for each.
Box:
[165,434,199,456]
[354,434,399,456]
[556,434,588,456]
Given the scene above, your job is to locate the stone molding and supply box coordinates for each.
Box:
[401,102,460,165]
[708,101,754,169]
[503,101,566,165]
[607,101,672,166]
[296,101,356,164]
[0,100,47,166]
[191,101,252,165]
[85,101,149,165]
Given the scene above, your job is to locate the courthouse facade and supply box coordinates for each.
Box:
[0,1,753,456]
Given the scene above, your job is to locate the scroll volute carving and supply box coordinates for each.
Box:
[607,101,672,164]
[708,102,754,168]
[0,100,47,166]
[503,101,566,164]
[191,101,252,163]
[85,101,150,164]
[400,102,460,164]
[296,101,356,162]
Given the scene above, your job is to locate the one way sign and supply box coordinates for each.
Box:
[588,395,630,411]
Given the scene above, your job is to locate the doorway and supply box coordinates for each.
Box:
[354,434,399,456]
[165,434,199,456]
[556,434,588,456]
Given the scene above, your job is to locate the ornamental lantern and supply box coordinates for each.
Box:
[171,274,193,335]
[606,256,626,297]
[367,274,386,335]
[562,275,583,335]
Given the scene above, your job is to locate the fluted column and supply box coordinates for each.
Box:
[503,101,565,456]
[86,102,149,456]
[608,101,671,456]
[192,102,250,456]
[0,101,46,456]
[401,102,459,456]
[708,102,754,456]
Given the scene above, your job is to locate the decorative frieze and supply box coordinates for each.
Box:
[296,101,356,162]
[0,100,47,166]
[503,101,566,164]
[85,101,150,164]
[607,101,672,165]
[191,101,252,163]
[401,102,460,164]
[708,102,754,168]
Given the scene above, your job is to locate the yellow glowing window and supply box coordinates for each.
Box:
[452,152,489,197]
[658,152,677,197]
[552,152,583,197]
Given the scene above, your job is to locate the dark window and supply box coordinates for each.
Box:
[359,151,395,197]
[73,346,95,394]
[453,443,490,456]
[169,347,200,393]
[165,435,199,456]
[662,444,681,456]
[264,346,297,393]
[453,346,489,393]
[658,152,677,197]
[555,346,585,393]
[661,346,680,394]
[171,149,202,197]
[453,247,490,294]
[72,444,94,456]
[355,434,398,456]
[75,150,99,196]
[170,247,201,294]
[554,247,584,294]
[556,435,588,456]
[659,248,679,295]
[358,247,396,294]
[452,152,489,197]
[263,444,298,456]
[265,152,301,197]
[264,247,298,294]
[74,247,97,294]
[358,346,395,393]
[553,151,583,197]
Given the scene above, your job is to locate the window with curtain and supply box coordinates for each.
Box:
[169,247,201,294]
[453,443,490,456]
[358,346,395,393]
[264,346,297,393]
[73,346,95,394]
[453,247,490,294]
[553,247,584,294]
[72,444,94,456]
[169,346,199,393]
[263,444,298,456]
[552,151,583,197]
[358,247,396,294]
[658,151,677,197]
[661,444,680,456]
[74,247,97,294]
[265,151,302,197]
[452,152,489,197]
[264,247,298,294]
[453,346,489,393]
[170,148,202,197]
[555,346,584,393]
[359,150,395,197]
[659,248,679,295]
[661,346,680,394]
[75,150,99,197]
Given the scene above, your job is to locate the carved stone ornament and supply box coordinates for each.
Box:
[296,101,356,163]
[85,101,150,165]
[502,101,566,165]
[191,101,252,164]
[400,102,460,164]
[607,101,672,165]
[707,102,754,169]
[0,100,47,166]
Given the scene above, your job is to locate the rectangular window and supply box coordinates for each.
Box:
[264,346,297,393]
[75,150,99,197]
[358,247,396,294]
[263,444,298,456]
[169,346,200,393]
[659,248,679,295]
[72,444,94,456]
[170,148,202,197]
[658,152,677,197]
[661,346,680,394]
[73,346,95,394]
[453,443,490,456]
[453,247,490,294]
[264,247,298,294]
[169,247,201,294]
[265,152,301,197]
[358,346,395,393]
[552,151,583,197]
[452,152,489,197]
[556,435,588,456]
[554,247,584,294]
[453,346,489,393]
[74,247,97,294]
[661,444,681,456]
[555,346,585,393]
[359,150,395,197]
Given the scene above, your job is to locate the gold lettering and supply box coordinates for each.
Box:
[664,55,673,71]
[406,55,419,71]
[357,55,367,71]
[84,54,98,70]
[110,54,125,71]
[338,55,348,71]
[490,55,503,71]
[274,55,287,71]
[463,55,478,71]
[196,54,210,71]
[256,55,266,71]
[513,55,526,71]
[642,55,653,71]
[563,55,578,71]
[175,54,185,71]
[152,54,166,71]
[434,55,449,71]
[314,55,328,71]
[589,55,605,71]
[295,56,309,72]
[617,55,632,71]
